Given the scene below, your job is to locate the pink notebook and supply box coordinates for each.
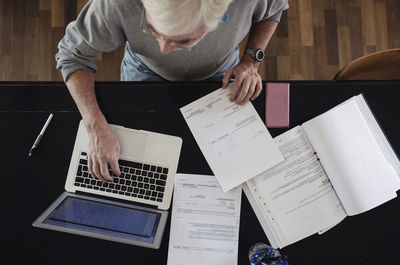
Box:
[265,83,290,128]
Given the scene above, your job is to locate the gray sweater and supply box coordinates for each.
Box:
[56,0,289,81]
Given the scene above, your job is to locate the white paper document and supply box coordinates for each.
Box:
[246,126,346,248]
[302,99,399,215]
[243,95,400,248]
[180,85,284,192]
[167,174,242,265]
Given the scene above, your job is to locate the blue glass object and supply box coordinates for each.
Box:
[248,243,289,265]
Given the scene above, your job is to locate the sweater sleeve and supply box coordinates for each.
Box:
[55,0,126,81]
[252,0,289,23]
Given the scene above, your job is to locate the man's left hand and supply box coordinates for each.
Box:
[222,60,262,105]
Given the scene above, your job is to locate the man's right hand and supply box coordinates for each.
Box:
[65,69,121,182]
[86,120,121,182]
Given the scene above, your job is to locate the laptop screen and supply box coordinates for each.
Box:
[43,196,161,243]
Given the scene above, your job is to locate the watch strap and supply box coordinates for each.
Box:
[244,48,256,58]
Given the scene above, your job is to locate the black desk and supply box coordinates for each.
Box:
[2,81,399,265]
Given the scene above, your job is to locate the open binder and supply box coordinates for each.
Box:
[244,94,400,248]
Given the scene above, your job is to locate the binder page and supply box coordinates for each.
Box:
[355,95,400,189]
[242,182,280,248]
[248,126,346,248]
[180,84,284,192]
[302,99,398,216]
[167,174,241,265]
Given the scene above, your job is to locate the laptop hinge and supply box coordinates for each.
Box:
[75,190,159,209]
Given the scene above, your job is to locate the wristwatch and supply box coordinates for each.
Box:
[244,48,265,62]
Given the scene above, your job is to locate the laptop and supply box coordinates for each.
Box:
[33,120,182,249]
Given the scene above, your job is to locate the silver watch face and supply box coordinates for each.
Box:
[255,49,264,62]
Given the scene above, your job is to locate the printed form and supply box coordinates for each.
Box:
[247,126,346,246]
[167,174,242,265]
[180,85,284,192]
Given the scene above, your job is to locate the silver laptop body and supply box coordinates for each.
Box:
[33,120,182,248]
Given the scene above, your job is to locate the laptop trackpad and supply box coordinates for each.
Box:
[115,128,147,159]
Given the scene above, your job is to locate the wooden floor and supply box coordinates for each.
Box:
[0,0,399,81]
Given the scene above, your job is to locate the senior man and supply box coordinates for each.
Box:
[56,0,289,182]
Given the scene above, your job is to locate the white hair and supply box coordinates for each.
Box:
[141,0,232,36]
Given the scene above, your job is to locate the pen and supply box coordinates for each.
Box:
[28,113,54,157]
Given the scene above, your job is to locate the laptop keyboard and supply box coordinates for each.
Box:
[73,152,168,203]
